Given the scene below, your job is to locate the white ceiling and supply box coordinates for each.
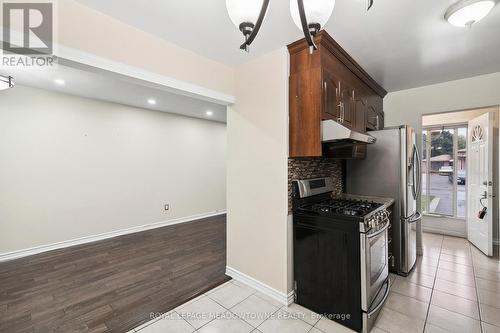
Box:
[0,61,227,123]
[76,0,500,92]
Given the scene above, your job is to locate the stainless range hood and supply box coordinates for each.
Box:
[321,120,376,159]
[322,120,376,144]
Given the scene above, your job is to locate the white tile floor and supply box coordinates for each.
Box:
[131,233,500,333]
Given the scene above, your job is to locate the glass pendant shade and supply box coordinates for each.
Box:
[290,0,336,31]
[226,0,266,29]
[445,0,495,27]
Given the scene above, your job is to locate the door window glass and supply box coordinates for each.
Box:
[457,128,467,218]
[429,129,454,216]
[421,131,428,213]
[421,126,467,218]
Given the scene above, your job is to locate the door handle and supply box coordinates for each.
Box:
[337,102,345,123]
[408,212,422,224]
[367,279,390,318]
[410,146,417,200]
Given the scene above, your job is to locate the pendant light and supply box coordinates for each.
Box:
[0,75,14,90]
[226,0,375,52]
[445,0,496,27]
[290,0,335,51]
[226,0,270,52]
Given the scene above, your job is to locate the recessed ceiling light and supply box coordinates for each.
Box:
[54,79,65,85]
[206,110,214,116]
[445,0,496,27]
[0,75,14,90]
[147,99,156,105]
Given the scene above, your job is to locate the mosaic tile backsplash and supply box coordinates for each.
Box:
[288,157,343,211]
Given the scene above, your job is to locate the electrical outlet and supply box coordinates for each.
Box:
[164,204,170,211]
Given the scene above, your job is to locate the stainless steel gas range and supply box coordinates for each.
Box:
[292,177,394,333]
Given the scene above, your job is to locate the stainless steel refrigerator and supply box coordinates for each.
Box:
[346,125,421,276]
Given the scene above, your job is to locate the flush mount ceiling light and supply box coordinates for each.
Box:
[227,0,375,53]
[0,75,14,90]
[445,0,496,27]
[226,0,270,52]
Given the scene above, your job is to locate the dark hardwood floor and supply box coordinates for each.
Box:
[0,215,229,333]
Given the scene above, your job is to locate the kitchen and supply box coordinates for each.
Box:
[1,0,500,333]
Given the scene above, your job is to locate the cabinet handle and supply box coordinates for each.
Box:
[338,102,344,123]
[376,114,380,129]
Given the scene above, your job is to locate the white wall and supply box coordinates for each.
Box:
[58,0,235,97]
[385,72,500,243]
[0,85,226,254]
[226,48,289,295]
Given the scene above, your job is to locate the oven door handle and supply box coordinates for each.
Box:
[367,278,391,318]
[366,221,390,239]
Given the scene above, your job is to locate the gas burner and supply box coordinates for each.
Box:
[305,198,382,218]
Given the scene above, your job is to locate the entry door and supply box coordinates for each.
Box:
[467,112,494,256]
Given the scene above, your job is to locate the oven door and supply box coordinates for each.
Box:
[360,221,390,312]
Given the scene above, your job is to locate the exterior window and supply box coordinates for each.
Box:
[421,126,467,218]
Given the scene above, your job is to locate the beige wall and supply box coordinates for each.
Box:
[227,48,289,294]
[58,0,235,97]
[384,71,500,132]
[423,108,498,127]
[385,72,500,243]
[0,85,226,254]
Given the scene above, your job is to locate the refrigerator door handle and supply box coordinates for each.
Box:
[410,144,421,201]
[410,145,417,200]
[414,144,422,201]
[408,211,422,224]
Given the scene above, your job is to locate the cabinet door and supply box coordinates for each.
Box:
[339,82,355,128]
[366,105,379,130]
[377,111,385,129]
[293,220,362,332]
[322,70,340,121]
[353,89,367,132]
[366,95,384,130]
[289,69,322,157]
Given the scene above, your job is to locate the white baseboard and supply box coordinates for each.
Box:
[0,210,226,262]
[226,266,294,306]
[422,227,466,238]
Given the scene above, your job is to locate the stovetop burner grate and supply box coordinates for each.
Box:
[300,198,382,217]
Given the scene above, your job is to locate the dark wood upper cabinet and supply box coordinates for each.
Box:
[366,96,384,131]
[338,81,355,128]
[322,70,341,121]
[288,31,387,157]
